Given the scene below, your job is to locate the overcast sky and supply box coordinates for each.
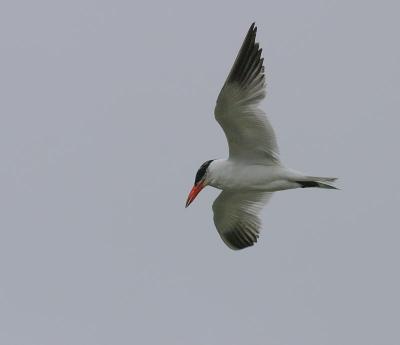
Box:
[1,1,399,344]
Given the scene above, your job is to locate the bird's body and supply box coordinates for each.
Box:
[207,160,307,192]
[186,23,337,250]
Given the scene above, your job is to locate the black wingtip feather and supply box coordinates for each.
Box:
[224,226,259,250]
[225,23,265,90]
[225,231,254,250]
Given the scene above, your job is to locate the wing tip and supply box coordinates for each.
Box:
[222,227,259,250]
[248,22,257,42]
[223,22,265,91]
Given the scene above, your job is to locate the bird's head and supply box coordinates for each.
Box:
[185,160,214,208]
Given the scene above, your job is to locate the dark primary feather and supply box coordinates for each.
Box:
[222,220,260,250]
[224,23,265,93]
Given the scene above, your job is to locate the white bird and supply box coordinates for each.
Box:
[186,23,337,250]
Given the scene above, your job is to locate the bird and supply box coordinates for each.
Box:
[185,23,337,250]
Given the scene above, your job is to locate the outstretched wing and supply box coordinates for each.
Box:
[212,190,272,250]
[214,23,279,165]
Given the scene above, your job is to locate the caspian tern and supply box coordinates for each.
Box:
[186,23,337,250]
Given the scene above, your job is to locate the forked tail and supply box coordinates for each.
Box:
[296,176,338,190]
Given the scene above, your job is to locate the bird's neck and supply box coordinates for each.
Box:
[207,159,233,190]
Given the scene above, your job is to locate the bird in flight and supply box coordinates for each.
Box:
[186,23,337,250]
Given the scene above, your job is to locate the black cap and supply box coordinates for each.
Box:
[194,160,214,185]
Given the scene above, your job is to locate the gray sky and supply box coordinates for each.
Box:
[1,0,399,344]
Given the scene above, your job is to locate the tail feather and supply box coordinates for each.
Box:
[305,176,337,183]
[296,176,338,190]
